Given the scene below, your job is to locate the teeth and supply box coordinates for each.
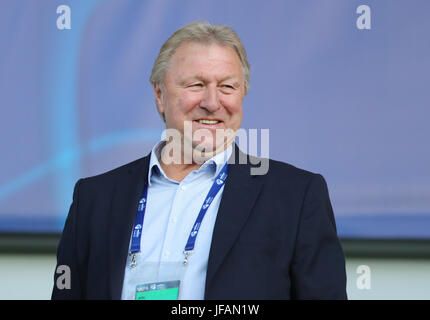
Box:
[198,119,219,124]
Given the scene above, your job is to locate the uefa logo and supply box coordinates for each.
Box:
[138,198,146,210]
[216,178,224,185]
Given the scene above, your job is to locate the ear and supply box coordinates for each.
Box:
[153,83,165,116]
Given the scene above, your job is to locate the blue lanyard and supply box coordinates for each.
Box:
[129,163,229,267]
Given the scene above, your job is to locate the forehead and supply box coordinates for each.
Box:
[167,42,243,79]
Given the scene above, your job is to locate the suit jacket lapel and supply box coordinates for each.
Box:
[108,155,150,299]
[205,144,263,296]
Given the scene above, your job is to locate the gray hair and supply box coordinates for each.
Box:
[150,21,250,96]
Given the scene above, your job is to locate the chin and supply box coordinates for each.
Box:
[191,141,223,162]
[192,141,216,153]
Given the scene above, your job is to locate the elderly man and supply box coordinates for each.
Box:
[52,21,347,300]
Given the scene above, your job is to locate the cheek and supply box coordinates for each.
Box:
[164,93,197,125]
[221,96,243,116]
[223,98,243,130]
[179,92,202,112]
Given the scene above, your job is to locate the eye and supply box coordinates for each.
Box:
[189,83,203,87]
[220,84,235,91]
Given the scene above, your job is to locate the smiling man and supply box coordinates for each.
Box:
[52,21,347,300]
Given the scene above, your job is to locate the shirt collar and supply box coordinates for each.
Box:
[147,141,232,185]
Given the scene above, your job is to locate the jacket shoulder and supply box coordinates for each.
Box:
[268,158,316,178]
[78,156,148,190]
[241,154,325,196]
[248,156,319,183]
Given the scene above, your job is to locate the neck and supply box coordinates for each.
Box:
[157,142,230,182]
[159,161,201,182]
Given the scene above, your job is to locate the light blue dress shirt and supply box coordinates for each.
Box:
[121,141,232,300]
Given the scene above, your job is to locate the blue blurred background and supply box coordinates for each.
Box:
[1,0,429,239]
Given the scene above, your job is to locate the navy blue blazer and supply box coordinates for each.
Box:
[52,144,347,299]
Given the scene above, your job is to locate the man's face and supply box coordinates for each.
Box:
[154,42,245,157]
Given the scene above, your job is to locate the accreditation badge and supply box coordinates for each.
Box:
[123,260,186,300]
[135,280,180,300]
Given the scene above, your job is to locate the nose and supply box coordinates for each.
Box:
[200,85,220,113]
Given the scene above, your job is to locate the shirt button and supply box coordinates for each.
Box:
[180,185,187,190]
[172,217,178,223]
[164,251,170,257]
